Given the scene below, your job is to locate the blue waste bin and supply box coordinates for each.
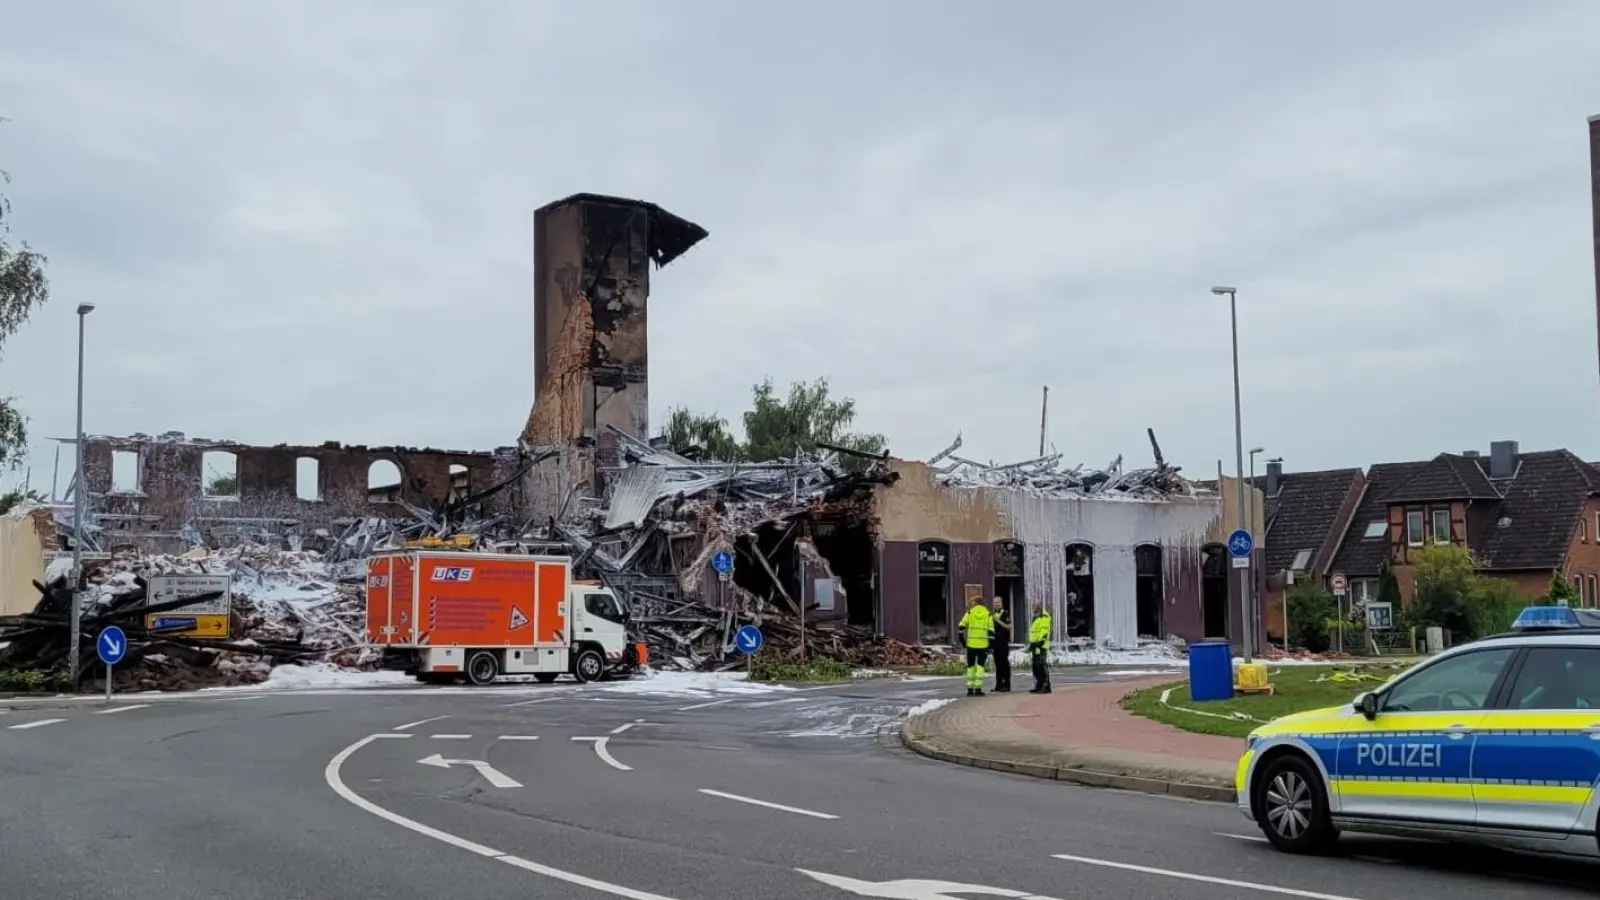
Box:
[1188,640,1234,702]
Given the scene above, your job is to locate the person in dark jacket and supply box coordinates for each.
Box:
[989,598,1013,692]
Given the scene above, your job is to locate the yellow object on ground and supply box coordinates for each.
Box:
[1234,662,1272,694]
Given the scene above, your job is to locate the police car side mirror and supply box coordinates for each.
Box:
[1355,691,1378,720]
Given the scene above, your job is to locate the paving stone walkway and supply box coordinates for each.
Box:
[901,676,1240,802]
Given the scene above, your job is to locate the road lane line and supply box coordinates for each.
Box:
[395,715,449,731]
[507,698,558,708]
[326,734,680,900]
[677,699,732,711]
[8,718,65,730]
[1051,854,1366,900]
[572,736,631,771]
[497,735,540,741]
[217,694,266,701]
[698,789,839,820]
[610,720,653,735]
[1214,832,1267,843]
[96,704,151,715]
[430,734,473,739]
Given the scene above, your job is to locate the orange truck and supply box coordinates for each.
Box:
[364,550,647,685]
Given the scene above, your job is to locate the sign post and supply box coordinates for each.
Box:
[712,550,734,581]
[1330,572,1349,654]
[96,625,127,705]
[145,574,234,639]
[734,624,763,679]
[1227,529,1254,660]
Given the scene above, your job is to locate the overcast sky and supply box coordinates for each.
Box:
[2,0,1598,495]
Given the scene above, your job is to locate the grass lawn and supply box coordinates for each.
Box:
[1120,663,1412,738]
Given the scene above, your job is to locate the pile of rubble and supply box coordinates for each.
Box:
[0,544,367,690]
[928,429,1199,498]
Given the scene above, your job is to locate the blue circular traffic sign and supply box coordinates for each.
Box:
[712,549,734,576]
[1227,528,1254,558]
[734,624,763,655]
[96,625,128,666]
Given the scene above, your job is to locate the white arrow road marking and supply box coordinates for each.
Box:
[1051,854,1369,899]
[698,789,838,820]
[328,734,681,899]
[572,736,631,771]
[417,753,523,788]
[794,869,1063,899]
[8,718,65,730]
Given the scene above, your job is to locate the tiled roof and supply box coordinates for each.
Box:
[1327,461,1431,577]
[1383,453,1501,503]
[1262,468,1362,575]
[1476,450,1600,571]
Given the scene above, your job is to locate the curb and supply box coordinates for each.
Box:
[896,719,1236,804]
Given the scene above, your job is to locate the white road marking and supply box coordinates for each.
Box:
[430,734,473,740]
[218,694,265,702]
[610,719,653,735]
[326,733,681,900]
[497,735,540,741]
[8,718,65,730]
[507,698,558,708]
[96,704,151,715]
[417,753,523,788]
[1215,832,1267,843]
[677,699,732,711]
[394,715,449,731]
[1052,854,1367,900]
[572,736,631,771]
[698,789,839,820]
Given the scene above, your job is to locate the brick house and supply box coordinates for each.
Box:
[1254,462,1365,637]
[1321,442,1600,609]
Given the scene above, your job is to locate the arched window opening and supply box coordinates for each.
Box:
[1135,544,1163,638]
[1064,543,1095,639]
[368,459,403,504]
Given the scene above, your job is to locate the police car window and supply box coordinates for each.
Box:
[1382,648,1515,712]
[584,592,625,624]
[1508,648,1600,710]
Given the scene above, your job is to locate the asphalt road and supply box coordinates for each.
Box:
[3,670,1597,900]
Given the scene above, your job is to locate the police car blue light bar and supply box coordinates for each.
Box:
[1511,605,1582,630]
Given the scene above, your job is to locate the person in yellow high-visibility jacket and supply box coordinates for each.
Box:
[1027,602,1052,694]
[956,595,993,696]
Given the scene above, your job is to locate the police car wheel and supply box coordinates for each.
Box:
[1256,754,1335,853]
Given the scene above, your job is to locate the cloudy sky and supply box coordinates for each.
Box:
[1,0,1598,495]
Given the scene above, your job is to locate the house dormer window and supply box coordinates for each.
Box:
[1363,520,1386,539]
[1432,508,1450,544]
[1406,510,1425,546]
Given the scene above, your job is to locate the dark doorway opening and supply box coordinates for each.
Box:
[917,541,951,644]
[1201,544,1229,638]
[1065,543,1095,639]
[1135,544,1163,638]
[810,516,876,628]
[993,540,1025,648]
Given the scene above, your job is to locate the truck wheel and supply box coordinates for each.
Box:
[1254,753,1336,854]
[573,649,605,683]
[466,651,500,686]
[534,673,559,684]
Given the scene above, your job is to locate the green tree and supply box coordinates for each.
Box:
[659,407,744,462]
[1285,582,1337,652]
[205,473,238,496]
[0,125,51,472]
[1376,564,1402,609]
[657,378,889,470]
[1411,543,1480,639]
[1469,578,1526,639]
[741,377,887,466]
[1542,570,1578,607]
[0,486,44,515]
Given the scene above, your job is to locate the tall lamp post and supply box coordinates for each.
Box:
[68,302,95,688]
[1267,455,1287,652]
[1211,285,1250,661]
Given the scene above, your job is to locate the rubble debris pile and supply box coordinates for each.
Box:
[0,544,371,691]
[927,429,1200,498]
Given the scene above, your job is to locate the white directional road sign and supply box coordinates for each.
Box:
[797,868,1061,899]
[417,754,522,788]
[96,626,127,666]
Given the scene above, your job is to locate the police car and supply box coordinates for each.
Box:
[1239,605,1600,858]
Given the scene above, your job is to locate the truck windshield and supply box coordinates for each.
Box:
[583,592,626,624]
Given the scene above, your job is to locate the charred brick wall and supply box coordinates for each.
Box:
[81,434,516,542]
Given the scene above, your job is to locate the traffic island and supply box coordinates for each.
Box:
[897,679,1239,803]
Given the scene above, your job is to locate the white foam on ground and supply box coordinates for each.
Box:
[201,663,411,692]
[851,668,897,679]
[905,697,955,718]
[1103,668,1183,678]
[596,670,793,699]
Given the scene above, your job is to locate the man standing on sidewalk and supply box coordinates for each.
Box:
[957,594,993,696]
[1028,601,1052,694]
[990,597,1012,692]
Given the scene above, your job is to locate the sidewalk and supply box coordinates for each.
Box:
[899,676,1240,803]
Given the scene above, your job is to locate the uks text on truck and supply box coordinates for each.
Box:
[364,550,647,685]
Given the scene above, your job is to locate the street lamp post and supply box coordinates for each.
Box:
[1211,285,1251,661]
[68,302,95,689]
